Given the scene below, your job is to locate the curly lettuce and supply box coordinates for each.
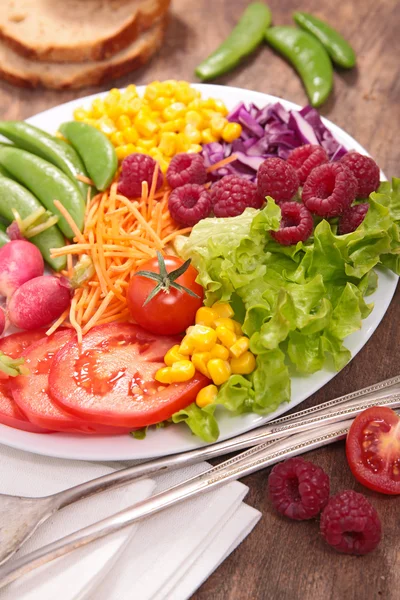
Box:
[173,179,400,442]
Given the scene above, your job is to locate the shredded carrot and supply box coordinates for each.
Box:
[49,164,193,335]
[77,174,95,186]
[206,153,238,173]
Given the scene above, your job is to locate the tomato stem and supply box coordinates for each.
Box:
[135,251,201,307]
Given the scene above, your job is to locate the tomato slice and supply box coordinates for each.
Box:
[10,329,132,435]
[346,406,400,495]
[0,329,52,432]
[49,323,210,428]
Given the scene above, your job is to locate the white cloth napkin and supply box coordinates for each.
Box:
[0,445,261,600]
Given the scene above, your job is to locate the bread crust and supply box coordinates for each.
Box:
[0,0,170,63]
[0,18,167,89]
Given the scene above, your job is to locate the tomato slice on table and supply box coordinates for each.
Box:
[346,406,400,495]
[49,323,209,428]
[10,329,132,434]
[0,329,51,432]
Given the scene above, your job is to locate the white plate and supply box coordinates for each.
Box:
[0,85,397,461]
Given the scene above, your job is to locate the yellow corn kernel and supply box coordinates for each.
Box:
[117,115,131,130]
[209,344,230,361]
[124,84,138,97]
[201,128,218,144]
[187,325,217,352]
[158,132,177,157]
[134,112,158,137]
[185,110,203,128]
[196,384,218,408]
[188,99,202,111]
[157,156,170,173]
[144,82,160,102]
[191,352,211,377]
[115,145,133,160]
[222,122,242,143]
[230,352,256,375]
[124,127,139,144]
[73,108,88,121]
[155,366,173,384]
[138,139,156,150]
[179,335,195,355]
[195,307,219,328]
[109,88,121,100]
[230,336,250,358]
[214,318,235,331]
[183,124,202,145]
[232,320,243,336]
[152,96,171,111]
[215,326,237,349]
[207,359,231,385]
[160,119,185,133]
[212,302,234,318]
[110,131,125,147]
[175,85,199,104]
[91,98,105,118]
[210,115,227,136]
[162,102,186,121]
[187,144,203,154]
[201,98,217,110]
[124,98,142,117]
[213,99,229,115]
[169,360,196,382]
[164,345,187,366]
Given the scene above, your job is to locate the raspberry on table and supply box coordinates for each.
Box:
[302,163,358,217]
[271,201,313,246]
[268,457,330,520]
[166,153,207,189]
[168,183,211,226]
[340,152,380,198]
[320,490,382,555]
[117,153,164,199]
[257,157,300,203]
[210,175,262,218]
[287,145,329,185]
[338,203,369,234]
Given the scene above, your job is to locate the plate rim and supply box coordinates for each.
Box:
[0,84,397,461]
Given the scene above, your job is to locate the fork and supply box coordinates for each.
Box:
[0,374,398,568]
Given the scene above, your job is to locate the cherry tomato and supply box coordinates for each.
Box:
[49,323,209,428]
[346,406,400,495]
[10,329,132,434]
[127,254,204,335]
[0,329,51,432]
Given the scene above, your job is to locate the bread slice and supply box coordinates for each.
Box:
[0,0,170,63]
[0,17,167,89]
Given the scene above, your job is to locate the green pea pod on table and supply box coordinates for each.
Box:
[59,121,118,191]
[195,2,272,81]
[293,12,356,69]
[0,173,66,270]
[264,26,333,107]
[0,146,85,240]
[0,121,91,200]
[0,222,8,247]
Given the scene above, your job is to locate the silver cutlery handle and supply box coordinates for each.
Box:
[0,419,352,590]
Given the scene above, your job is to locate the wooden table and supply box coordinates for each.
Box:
[0,0,398,597]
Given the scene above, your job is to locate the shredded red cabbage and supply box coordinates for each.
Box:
[202,102,348,181]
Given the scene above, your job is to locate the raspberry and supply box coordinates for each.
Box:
[257,157,299,203]
[117,153,163,198]
[268,457,330,520]
[271,201,313,246]
[302,163,358,217]
[338,203,369,234]
[320,490,382,555]
[166,153,207,189]
[340,152,380,198]
[210,175,262,217]
[168,184,211,226]
[287,145,329,185]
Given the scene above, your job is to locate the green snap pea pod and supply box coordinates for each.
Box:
[0,121,90,199]
[0,146,85,240]
[264,26,333,107]
[0,173,66,270]
[0,222,8,247]
[195,2,272,81]
[293,12,356,69]
[59,121,118,191]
